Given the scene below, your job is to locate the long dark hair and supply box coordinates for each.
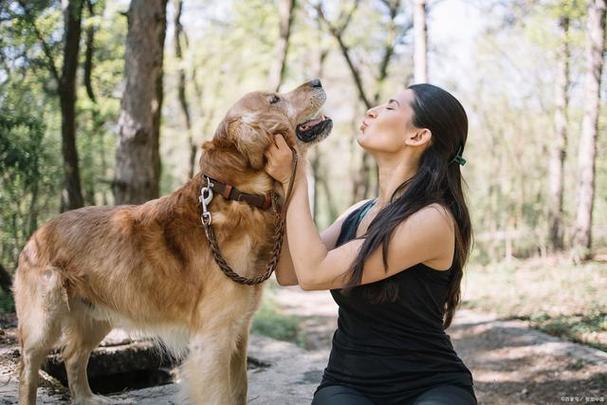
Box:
[345,83,472,329]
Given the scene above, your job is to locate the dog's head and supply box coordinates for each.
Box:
[209,79,332,170]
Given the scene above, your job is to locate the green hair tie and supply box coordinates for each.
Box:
[450,145,466,166]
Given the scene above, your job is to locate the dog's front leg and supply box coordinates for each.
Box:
[229,330,249,405]
[180,332,235,405]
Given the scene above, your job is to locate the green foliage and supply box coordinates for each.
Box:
[459,0,607,262]
[0,0,605,278]
[252,297,301,343]
[0,0,124,269]
[0,95,61,268]
[523,311,607,352]
[0,288,15,313]
[463,259,607,350]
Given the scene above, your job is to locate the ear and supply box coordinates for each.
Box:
[406,128,431,147]
[231,118,271,170]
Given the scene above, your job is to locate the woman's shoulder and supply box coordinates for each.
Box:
[421,203,455,229]
[335,199,374,223]
[320,199,374,250]
[396,203,454,234]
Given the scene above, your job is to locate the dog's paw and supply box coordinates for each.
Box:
[72,394,119,405]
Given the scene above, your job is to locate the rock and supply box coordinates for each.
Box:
[0,333,328,404]
[109,334,328,404]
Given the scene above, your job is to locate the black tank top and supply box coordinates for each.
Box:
[316,199,475,404]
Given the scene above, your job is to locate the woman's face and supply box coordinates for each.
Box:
[357,89,422,153]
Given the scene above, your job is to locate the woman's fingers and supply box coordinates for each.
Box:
[275,133,289,150]
[264,134,294,185]
[264,142,278,158]
[269,135,292,163]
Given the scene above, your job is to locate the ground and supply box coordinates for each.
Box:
[1,256,606,404]
[270,286,607,405]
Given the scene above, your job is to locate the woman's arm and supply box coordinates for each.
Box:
[266,135,454,291]
[285,175,453,290]
[274,199,372,286]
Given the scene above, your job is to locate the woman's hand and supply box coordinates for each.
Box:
[264,134,304,191]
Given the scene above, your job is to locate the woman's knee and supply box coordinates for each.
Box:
[412,384,477,405]
[312,385,376,405]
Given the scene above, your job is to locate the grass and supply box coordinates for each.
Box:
[461,255,607,351]
[252,295,305,346]
[0,289,14,313]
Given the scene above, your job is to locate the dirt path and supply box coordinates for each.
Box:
[1,290,605,404]
[272,287,607,405]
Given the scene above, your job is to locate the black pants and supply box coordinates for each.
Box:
[312,384,477,405]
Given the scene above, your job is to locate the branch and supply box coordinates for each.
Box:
[373,0,413,101]
[17,0,61,84]
[83,0,96,102]
[316,1,371,108]
[336,0,360,36]
[379,0,396,11]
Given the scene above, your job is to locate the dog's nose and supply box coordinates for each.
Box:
[308,79,323,89]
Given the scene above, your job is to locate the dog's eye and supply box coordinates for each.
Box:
[269,95,280,104]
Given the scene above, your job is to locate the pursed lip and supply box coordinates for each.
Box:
[360,120,368,132]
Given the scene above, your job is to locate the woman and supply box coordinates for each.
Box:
[264,83,477,405]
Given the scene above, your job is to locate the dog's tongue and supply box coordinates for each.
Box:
[298,115,325,131]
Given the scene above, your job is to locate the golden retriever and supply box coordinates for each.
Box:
[13,79,332,405]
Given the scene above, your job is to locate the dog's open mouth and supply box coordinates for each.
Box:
[296,114,333,143]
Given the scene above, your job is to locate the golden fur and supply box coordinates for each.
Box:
[13,80,328,405]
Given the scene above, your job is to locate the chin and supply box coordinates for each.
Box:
[356,133,399,155]
[356,132,373,150]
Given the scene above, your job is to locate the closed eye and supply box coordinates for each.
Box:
[386,99,400,110]
[269,95,280,104]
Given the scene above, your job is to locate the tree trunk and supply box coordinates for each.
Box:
[413,0,428,84]
[173,0,196,179]
[59,0,84,211]
[83,0,96,103]
[268,0,296,92]
[548,13,570,252]
[311,17,329,223]
[572,0,606,260]
[0,263,12,294]
[114,0,168,204]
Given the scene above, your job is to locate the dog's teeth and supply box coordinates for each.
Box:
[298,110,325,126]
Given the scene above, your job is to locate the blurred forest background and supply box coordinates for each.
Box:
[0,0,606,350]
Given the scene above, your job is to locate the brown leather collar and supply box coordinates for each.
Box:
[203,175,273,210]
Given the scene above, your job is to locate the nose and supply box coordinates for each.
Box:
[366,108,377,118]
[308,79,323,89]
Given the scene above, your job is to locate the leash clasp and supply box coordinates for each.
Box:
[199,177,214,226]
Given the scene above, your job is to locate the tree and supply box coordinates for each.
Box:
[173,0,196,179]
[0,98,61,267]
[308,15,336,224]
[413,0,428,83]
[316,0,412,203]
[58,0,85,211]
[572,0,606,261]
[18,0,85,211]
[548,5,571,252]
[114,0,168,204]
[83,0,96,103]
[268,0,296,92]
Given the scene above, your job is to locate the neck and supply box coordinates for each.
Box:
[375,153,419,208]
[199,142,275,196]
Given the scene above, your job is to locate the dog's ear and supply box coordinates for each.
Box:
[215,114,295,170]
[228,117,267,170]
